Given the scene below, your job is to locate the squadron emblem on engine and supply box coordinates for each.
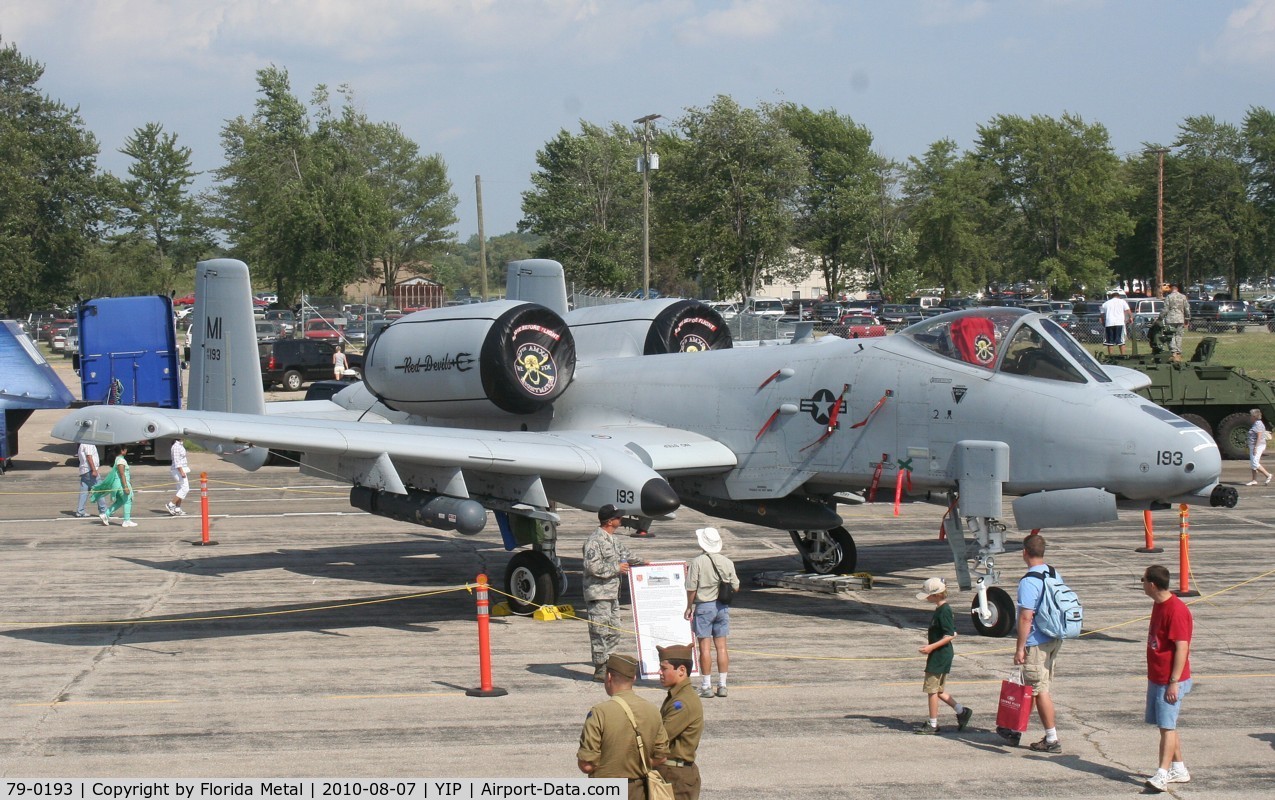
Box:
[514,342,557,395]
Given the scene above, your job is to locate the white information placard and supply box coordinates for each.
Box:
[628,560,698,679]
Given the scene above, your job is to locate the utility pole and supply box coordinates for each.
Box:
[1150,148,1170,297]
[634,113,661,298]
[475,175,488,300]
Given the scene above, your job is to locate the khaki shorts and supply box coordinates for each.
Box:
[922,672,948,694]
[1022,638,1062,694]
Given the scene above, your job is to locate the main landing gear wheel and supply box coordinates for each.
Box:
[971,586,1016,638]
[504,550,562,616]
[789,527,857,575]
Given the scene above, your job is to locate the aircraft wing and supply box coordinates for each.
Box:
[51,404,737,519]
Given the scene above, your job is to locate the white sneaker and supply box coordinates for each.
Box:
[1266,476,1272,485]
[1167,766,1191,784]
[121,520,138,528]
[165,502,178,516]
[174,507,187,516]
[1245,480,1258,486]
[100,513,110,526]
[1145,770,1169,792]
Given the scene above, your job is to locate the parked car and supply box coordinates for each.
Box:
[743,297,785,318]
[173,294,196,307]
[255,321,283,342]
[343,321,367,344]
[263,309,296,336]
[51,325,70,353]
[63,324,78,358]
[1188,300,1247,333]
[815,302,846,324]
[260,339,362,391]
[303,318,343,341]
[831,313,888,338]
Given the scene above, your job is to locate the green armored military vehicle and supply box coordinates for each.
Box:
[1098,325,1275,459]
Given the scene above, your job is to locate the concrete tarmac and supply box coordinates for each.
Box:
[2,396,1274,796]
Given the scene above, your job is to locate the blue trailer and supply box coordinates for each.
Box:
[76,296,182,462]
[0,320,76,473]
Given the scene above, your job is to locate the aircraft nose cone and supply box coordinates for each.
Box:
[641,478,681,517]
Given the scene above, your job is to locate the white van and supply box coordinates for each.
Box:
[906,295,943,309]
[744,297,785,318]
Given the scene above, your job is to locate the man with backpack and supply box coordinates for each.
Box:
[1003,532,1065,752]
[684,527,740,699]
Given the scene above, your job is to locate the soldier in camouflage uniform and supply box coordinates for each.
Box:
[1160,283,1190,362]
[584,504,643,680]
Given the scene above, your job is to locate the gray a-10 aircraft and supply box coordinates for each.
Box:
[53,259,1236,636]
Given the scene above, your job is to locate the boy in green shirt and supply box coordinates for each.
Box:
[915,577,972,734]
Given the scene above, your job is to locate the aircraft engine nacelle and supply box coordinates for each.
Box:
[566,299,732,359]
[362,301,576,418]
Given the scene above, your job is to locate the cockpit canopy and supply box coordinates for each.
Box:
[902,308,1111,383]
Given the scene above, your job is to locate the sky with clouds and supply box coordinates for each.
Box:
[3,0,1273,240]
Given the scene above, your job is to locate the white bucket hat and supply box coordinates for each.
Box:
[915,577,947,600]
[695,527,723,554]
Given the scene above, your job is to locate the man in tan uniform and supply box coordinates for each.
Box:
[655,644,704,800]
[577,653,669,800]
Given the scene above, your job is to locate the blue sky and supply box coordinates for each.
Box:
[3,0,1273,241]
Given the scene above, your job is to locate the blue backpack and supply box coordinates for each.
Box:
[1026,566,1083,640]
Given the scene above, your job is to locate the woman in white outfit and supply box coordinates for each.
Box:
[1246,408,1271,486]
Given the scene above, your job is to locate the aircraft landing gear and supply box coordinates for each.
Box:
[945,508,1014,637]
[502,519,567,615]
[789,526,857,574]
[971,583,1016,638]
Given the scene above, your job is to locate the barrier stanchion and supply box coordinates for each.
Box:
[1137,509,1163,553]
[192,471,218,547]
[1175,503,1198,597]
[466,574,508,697]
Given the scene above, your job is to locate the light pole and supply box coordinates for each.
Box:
[1148,147,1170,296]
[634,113,661,298]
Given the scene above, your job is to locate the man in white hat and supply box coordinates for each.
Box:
[684,527,740,699]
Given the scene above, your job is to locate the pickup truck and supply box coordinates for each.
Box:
[830,313,888,339]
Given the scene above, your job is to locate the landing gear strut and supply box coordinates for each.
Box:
[502,519,567,615]
[944,507,1015,637]
[789,527,858,574]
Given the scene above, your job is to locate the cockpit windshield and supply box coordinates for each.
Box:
[901,308,1105,383]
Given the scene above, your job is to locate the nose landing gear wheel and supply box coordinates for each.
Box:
[504,550,562,616]
[971,586,1016,637]
[789,527,857,574]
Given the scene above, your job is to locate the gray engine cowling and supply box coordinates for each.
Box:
[566,299,732,359]
[362,301,576,417]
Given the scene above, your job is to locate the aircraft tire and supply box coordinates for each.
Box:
[790,527,857,575]
[970,587,1016,638]
[504,550,561,616]
[1179,413,1212,438]
[1216,412,1252,460]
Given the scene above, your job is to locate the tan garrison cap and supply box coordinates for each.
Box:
[656,644,693,662]
[606,653,639,678]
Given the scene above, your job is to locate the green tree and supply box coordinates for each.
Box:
[774,104,879,298]
[975,113,1133,297]
[519,121,642,290]
[358,119,457,302]
[108,122,213,290]
[0,40,104,313]
[1166,116,1260,294]
[655,96,805,300]
[904,139,991,298]
[1244,106,1275,276]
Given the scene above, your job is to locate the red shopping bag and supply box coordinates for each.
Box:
[996,673,1034,733]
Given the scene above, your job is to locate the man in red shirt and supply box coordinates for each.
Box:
[1142,565,1193,793]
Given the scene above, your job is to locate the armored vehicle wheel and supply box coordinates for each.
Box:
[1216,412,1253,460]
[789,527,857,574]
[971,587,1016,638]
[1179,413,1212,437]
[504,550,561,615]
